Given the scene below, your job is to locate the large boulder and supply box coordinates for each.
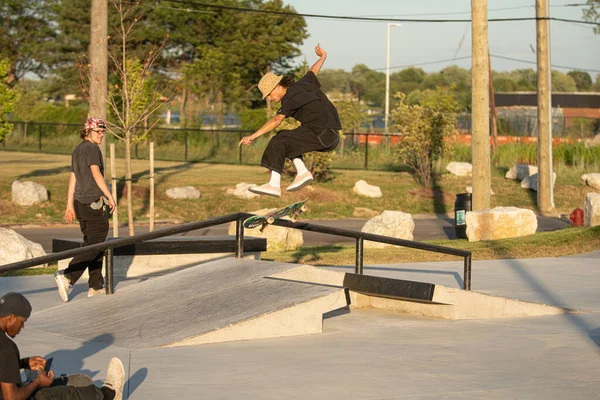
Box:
[584,133,600,147]
[581,173,600,191]
[361,211,414,249]
[521,172,556,191]
[466,207,537,242]
[11,180,48,206]
[0,228,47,267]
[505,164,538,181]
[165,186,201,200]
[353,180,382,198]
[229,209,303,252]
[446,162,472,177]
[584,193,600,227]
[226,183,259,199]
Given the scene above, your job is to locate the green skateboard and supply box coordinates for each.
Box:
[244,199,309,232]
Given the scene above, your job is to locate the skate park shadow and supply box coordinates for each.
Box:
[126,368,148,398]
[42,334,115,380]
[17,165,71,179]
[276,245,345,265]
[589,327,600,348]
[484,238,599,348]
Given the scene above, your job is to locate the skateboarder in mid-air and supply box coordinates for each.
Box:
[238,43,342,198]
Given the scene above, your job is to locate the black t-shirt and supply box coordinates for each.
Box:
[71,140,105,203]
[0,331,22,399]
[277,71,342,130]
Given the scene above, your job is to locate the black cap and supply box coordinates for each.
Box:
[0,293,32,319]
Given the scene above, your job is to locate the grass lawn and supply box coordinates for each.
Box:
[0,150,599,226]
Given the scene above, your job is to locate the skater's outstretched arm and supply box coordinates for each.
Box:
[309,43,327,76]
[238,114,285,146]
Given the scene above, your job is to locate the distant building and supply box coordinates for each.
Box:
[494,92,600,137]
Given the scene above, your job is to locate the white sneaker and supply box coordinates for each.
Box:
[287,171,314,192]
[88,288,105,297]
[248,183,281,197]
[102,357,125,400]
[53,271,72,302]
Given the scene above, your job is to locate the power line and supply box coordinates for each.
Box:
[163,0,599,25]
[489,54,600,73]
[323,54,599,74]
[355,5,532,18]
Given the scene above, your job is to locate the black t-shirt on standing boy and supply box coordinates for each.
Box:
[71,140,105,203]
[0,331,23,400]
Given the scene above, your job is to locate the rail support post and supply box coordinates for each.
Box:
[355,237,364,275]
[464,254,472,291]
[104,248,114,295]
[235,219,244,258]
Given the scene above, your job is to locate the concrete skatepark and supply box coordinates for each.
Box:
[1,241,599,399]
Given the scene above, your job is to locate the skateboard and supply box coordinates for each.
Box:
[243,199,309,232]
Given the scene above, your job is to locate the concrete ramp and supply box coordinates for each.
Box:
[271,265,575,319]
[29,259,348,348]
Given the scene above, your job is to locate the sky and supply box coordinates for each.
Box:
[284,0,600,77]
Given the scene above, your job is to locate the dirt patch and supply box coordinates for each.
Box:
[119,183,150,200]
[286,186,340,203]
[408,188,455,204]
[0,199,15,214]
[353,207,380,218]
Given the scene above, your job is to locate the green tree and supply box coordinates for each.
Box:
[50,0,166,95]
[390,67,426,99]
[422,66,471,110]
[0,59,19,140]
[583,0,600,34]
[0,0,59,86]
[567,71,593,91]
[392,87,459,187]
[551,70,577,92]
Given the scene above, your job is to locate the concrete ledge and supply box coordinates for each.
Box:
[54,236,266,278]
[271,265,574,319]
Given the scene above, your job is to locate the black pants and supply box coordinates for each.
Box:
[260,125,340,173]
[64,200,108,290]
[31,374,108,400]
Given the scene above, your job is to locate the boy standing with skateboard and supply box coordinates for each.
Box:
[239,43,341,197]
[54,118,116,302]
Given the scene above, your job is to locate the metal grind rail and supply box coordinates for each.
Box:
[0,212,473,293]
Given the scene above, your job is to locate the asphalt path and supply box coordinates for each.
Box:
[11,216,570,253]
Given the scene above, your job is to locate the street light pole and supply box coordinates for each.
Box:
[385,23,401,136]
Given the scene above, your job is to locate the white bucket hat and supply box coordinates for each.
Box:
[258,72,283,99]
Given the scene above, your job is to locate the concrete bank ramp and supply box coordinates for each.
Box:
[29,258,348,348]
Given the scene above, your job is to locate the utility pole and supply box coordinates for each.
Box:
[536,0,555,215]
[488,54,498,154]
[89,0,108,161]
[384,23,401,136]
[471,0,491,211]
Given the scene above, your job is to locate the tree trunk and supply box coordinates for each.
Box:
[216,88,224,147]
[180,86,188,128]
[125,134,134,236]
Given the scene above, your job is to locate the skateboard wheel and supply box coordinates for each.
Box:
[290,217,298,223]
[300,205,308,212]
[267,217,275,224]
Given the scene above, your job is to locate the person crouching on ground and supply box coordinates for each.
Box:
[238,43,342,197]
[0,292,125,400]
[54,118,116,302]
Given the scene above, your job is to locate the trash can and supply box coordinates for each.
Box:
[454,193,472,239]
